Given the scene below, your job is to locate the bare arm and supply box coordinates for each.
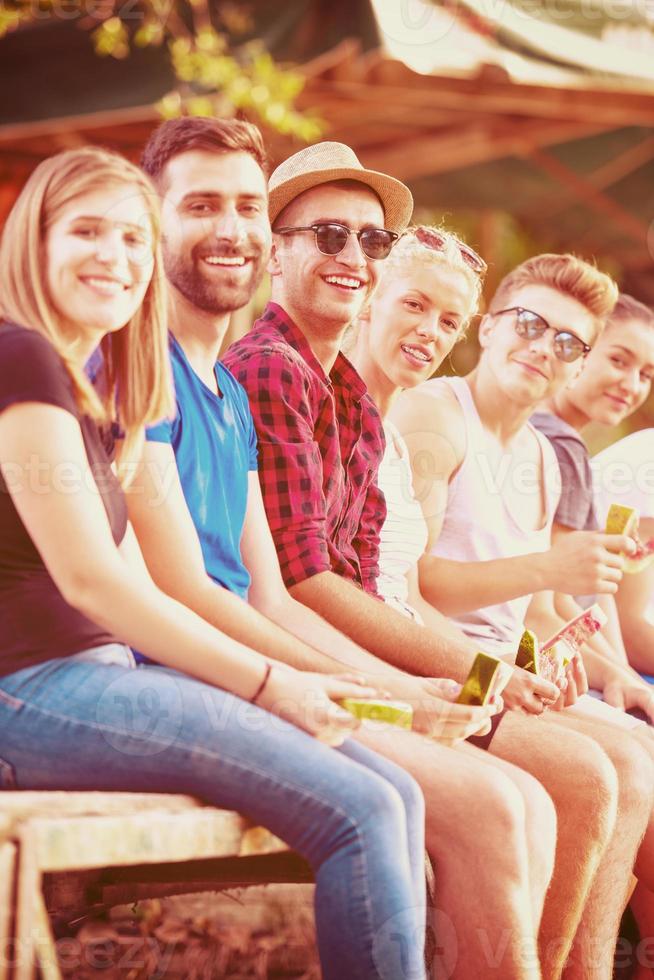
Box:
[241,473,407,679]
[290,568,480,680]
[614,516,654,674]
[0,403,375,742]
[391,388,630,614]
[582,647,654,724]
[550,522,629,667]
[95,432,497,739]
[126,442,337,673]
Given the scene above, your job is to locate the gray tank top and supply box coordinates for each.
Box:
[423,376,560,655]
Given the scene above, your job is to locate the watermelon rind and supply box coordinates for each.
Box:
[339,698,413,729]
[605,503,639,537]
[456,652,512,706]
[516,628,539,673]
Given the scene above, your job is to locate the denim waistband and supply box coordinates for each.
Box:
[68,643,136,669]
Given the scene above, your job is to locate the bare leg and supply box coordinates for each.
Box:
[547,712,654,980]
[489,712,619,980]
[355,724,549,979]
[630,881,654,979]
[458,742,557,928]
[629,728,654,891]
[588,723,654,979]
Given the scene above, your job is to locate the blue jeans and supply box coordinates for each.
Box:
[0,647,426,980]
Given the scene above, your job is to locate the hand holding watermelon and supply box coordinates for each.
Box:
[605,504,654,574]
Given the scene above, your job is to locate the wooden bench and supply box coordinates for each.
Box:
[0,792,311,980]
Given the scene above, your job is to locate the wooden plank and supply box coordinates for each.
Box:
[0,842,16,980]
[25,811,286,872]
[44,854,311,918]
[14,824,40,980]
[32,891,61,980]
[97,852,309,889]
[0,791,202,820]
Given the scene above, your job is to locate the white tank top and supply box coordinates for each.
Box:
[377,421,428,623]
[423,376,560,655]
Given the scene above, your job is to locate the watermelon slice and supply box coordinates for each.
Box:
[456,652,513,706]
[515,629,570,683]
[541,604,607,658]
[339,698,413,729]
[604,504,654,573]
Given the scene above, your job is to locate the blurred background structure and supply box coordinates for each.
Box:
[1,0,653,436]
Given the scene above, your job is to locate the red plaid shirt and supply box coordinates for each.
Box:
[223,302,386,593]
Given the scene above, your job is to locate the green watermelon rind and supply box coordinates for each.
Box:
[456,652,512,706]
[605,503,638,537]
[339,698,413,729]
[516,628,539,673]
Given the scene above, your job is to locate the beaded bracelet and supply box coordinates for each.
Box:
[251,662,272,704]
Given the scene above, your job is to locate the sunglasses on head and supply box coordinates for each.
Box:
[411,226,488,275]
[273,222,398,260]
[495,307,591,363]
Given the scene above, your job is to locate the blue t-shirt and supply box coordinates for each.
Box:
[147,334,258,599]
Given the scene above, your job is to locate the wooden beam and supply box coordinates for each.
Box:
[529,149,650,246]
[301,77,654,127]
[360,121,608,182]
[616,251,654,272]
[587,133,654,191]
[0,103,157,145]
[522,130,654,226]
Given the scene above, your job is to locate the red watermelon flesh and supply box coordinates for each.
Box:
[625,537,654,574]
[542,604,607,658]
[538,641,572,683]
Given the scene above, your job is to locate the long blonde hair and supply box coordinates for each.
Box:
[0,146,173,485]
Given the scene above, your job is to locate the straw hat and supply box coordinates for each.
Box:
[268,141,413,235]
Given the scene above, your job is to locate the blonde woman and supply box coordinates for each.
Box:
[0,147,429,980]
[346,226,485,626]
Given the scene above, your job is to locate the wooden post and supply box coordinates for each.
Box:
[0,841,16,980]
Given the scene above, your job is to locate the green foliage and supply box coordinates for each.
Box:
[0,0,324,141]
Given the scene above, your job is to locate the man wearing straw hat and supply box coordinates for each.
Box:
[224,140,641,977]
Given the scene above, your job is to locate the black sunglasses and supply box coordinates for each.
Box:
[495,307,591,363]
[273,222,398,260]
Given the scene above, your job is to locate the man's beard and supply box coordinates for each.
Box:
[163,243,263,315]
